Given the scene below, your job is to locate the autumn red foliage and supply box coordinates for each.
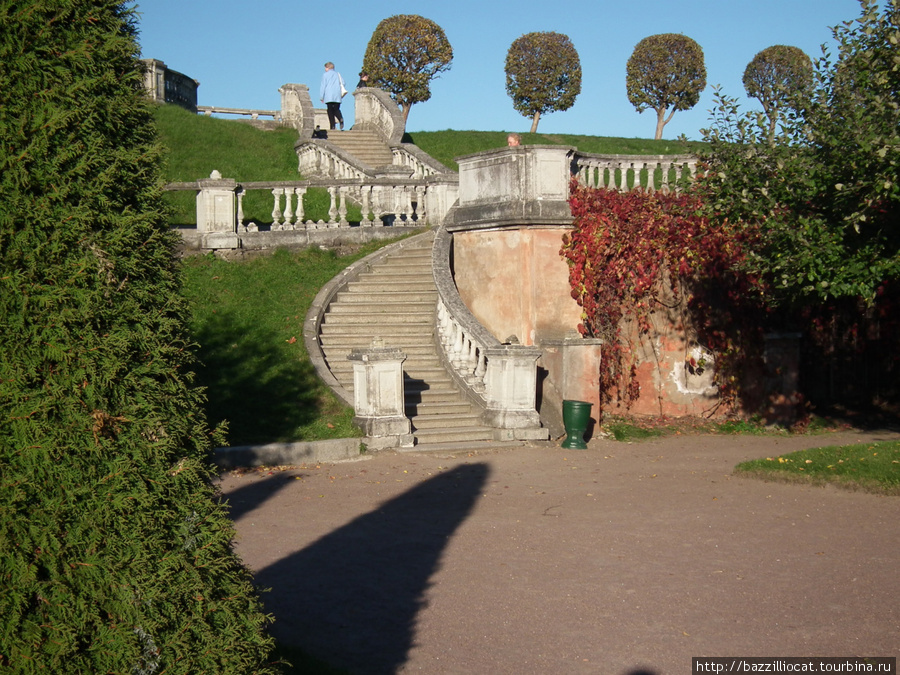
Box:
[561,180,767,415]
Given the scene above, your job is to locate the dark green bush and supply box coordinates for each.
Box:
[0,2,277,672]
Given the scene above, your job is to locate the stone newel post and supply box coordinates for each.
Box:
[348,339,414,450]
[481,344,543,432]
[195,170,239,249]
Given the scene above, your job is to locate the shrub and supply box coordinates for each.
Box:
[0,2,277,672]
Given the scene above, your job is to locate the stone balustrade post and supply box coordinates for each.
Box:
[348,339,414,450]
[481,345,545,436]
[195,170,239,249]
[278,83,315,138]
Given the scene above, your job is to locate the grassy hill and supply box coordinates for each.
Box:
[403,130,702,171]
[153,103,699,183]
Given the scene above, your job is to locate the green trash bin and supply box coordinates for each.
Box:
[561,399,592,449]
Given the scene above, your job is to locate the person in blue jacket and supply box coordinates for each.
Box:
[319,62,346,130]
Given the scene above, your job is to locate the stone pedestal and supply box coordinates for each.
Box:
[482,345,545,438]
[196,170,239,249]
[349,339,413,450]
[539,335,604,438]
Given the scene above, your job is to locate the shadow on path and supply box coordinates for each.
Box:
[255,462,490,674]
[218,472,302,523]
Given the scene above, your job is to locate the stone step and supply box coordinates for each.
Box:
[319,334,435,348]
[410,413,484,430]
[326,360,447,378]
[335,291,437,303]
[345,281,435,293]
[319,323,435,337]
[400,439,525,454]
[321,312,433,325]
[410,426,495,444]
[405,400,475,416]
[325,302,436,314]
[326,130,393,167]
[404,387,465,403]
[320,341,436,356]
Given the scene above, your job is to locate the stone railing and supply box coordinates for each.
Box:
[352,87,405,144]
[432,225,546,439]
[391,144,451,178]
[573,153,697,192]
[197,105,282,121]
[296,142,370,180]
[166,171,458,250]
[241,179,428,231]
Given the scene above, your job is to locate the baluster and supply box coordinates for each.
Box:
[660,162,672,194]
[577,163,588,185]
[438,302,451,350]
[294,187,307,227]
[386,185,399,222]
[402,186,413,223]
[451,323,464,369]
[271,188,283,230]
[474,348,487,392]
[615,163,626,191]
[236,186,246,232]
[327,186,338,227]
[338,186,348,227]
[685,161,697,190]
[415,185,426,224]
[361,185,373,226]
[463,338,478,384]
[283,187,294,229]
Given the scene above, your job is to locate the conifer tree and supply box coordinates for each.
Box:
[0,2,277,672]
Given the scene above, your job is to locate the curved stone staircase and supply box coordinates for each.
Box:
[317,232,500,449]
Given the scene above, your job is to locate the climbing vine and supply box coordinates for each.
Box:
[561,180,767,415]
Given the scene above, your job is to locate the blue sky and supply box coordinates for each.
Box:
[135,0,864,140]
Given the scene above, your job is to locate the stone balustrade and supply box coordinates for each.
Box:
[390,145,450,179]
[573,153,697,192]
[296,143,369,181]
[167,171,458,250]
[244,180,428,231]
[432,225,546,438]
[196,105,281,121]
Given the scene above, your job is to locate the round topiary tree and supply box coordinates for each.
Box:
[626,33,707,139]
[743,45,813,144]
[0,2,277,672]
[362,14,453,125]
[505,31,582,133]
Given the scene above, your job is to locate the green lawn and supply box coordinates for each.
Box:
[403,129,702,171]
[181,245,402,447]
[154,104,336,226]
[735,440,900,495]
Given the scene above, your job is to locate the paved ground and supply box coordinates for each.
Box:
[217,429,900,675]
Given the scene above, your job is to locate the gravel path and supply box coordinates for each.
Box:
[218,429,900,675]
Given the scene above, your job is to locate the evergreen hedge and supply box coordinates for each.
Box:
[0,2,278,672]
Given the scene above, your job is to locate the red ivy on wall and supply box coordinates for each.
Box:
[561,179,767,414]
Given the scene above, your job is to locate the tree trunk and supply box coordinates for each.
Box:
[655,108,666,140]
[530,111,541,134]
[655,107,676,140]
